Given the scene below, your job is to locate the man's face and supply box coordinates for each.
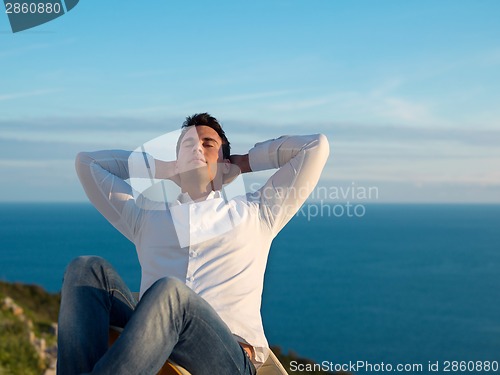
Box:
[175,125,226,181]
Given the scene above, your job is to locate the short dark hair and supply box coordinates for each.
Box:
[176,113,231,159]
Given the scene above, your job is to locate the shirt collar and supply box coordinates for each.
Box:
[173,190,221,205]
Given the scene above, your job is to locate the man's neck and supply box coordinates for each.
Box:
[182,189,212,202]
[180,180,220,202]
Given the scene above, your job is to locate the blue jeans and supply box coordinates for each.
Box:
[57,256,257,375]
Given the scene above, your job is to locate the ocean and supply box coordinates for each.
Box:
[1,203,500,371]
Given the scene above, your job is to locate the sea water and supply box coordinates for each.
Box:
[1,203,500,369]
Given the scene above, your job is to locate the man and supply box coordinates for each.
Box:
[58,113,329,375]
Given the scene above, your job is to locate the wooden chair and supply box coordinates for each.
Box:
[109,326,288,374]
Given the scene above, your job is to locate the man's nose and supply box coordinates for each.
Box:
[192,141,203,154]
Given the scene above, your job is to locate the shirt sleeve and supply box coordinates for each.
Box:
[75,150,156,242]
[248,134,330,235]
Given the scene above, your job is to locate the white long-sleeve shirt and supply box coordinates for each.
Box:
[75,134,330,366]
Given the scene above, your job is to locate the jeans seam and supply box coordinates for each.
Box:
[110,288,135,310]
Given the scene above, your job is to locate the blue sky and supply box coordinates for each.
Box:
[1,0,499,202]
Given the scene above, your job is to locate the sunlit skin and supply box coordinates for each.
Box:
[154,126,251,198]
[175,125,231,201]
[170,126,255,358]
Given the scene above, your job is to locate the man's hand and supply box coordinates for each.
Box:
[154,159,181,186]
[229,154,251,174]
[155,155,252,187]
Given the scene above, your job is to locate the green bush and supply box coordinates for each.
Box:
[0,310,43,375]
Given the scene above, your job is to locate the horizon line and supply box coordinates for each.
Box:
[1,200,499,205]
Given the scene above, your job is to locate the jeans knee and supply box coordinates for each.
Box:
[66,255,104,274]
[149,277,193,308]
[63,256,110,287]
[152,276,186,294]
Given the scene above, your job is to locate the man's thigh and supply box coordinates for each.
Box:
[142,277,256,375]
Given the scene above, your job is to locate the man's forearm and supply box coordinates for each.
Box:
[229,154,252,174]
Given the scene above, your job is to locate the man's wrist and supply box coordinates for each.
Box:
[229,154,251,173]
[154,159,176,179]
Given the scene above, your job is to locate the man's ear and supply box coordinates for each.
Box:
[222,158,231,174]
[222,159,240,185]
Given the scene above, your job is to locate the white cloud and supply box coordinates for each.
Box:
[1,114,499,202]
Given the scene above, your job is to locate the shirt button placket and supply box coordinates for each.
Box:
[186,246,197,286]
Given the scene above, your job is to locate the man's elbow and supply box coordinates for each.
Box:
[316,133,330,160]
[75,151,93,175]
